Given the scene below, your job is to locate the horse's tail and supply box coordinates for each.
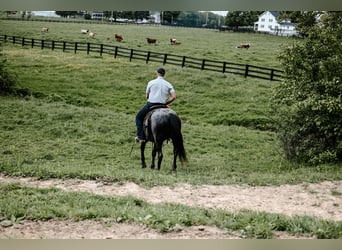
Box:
[174,130,187,163]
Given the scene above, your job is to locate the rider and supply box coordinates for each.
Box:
[135,67,176,142]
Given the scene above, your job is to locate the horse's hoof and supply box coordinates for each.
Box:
[142,164,147,168]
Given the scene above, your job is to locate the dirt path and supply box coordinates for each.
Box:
[0,175,341,239]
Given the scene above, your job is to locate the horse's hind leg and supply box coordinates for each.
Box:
[157,146,163,171]
[151,143,156,169]
[172,148,178,172]
[141,142,147,168]
[152,142,163,170]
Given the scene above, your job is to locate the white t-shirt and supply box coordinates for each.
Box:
[146,76,175,104]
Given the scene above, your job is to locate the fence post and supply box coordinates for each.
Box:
[114,46,118,58]
[87,43,90,54]
[74,42,78,54]
[63,41,66,52]
[163,54,168,65]
[270,69,274,81]
[31,38,34,48]
[100,44,103,56]
[13,36,16,44]
[130,49,134,61]
[52,40,55,50]
[21,37,25,47]
[201,59,206,70]
[244,65,249,78]
[146,51,150,64]
[181,56,186,67]
[222,62,226,73]
[41,40,44,49]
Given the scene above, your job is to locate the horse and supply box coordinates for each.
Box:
[140,107,187,172]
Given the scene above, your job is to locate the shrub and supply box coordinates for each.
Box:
[0,42,19,95]
[272,12,342,164]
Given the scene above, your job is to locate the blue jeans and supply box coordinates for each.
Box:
[135,102,155,138]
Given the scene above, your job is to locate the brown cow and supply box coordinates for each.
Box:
[89,32,96,38]
[147,38,157,44]
[115,33,124,42]
[42,27,49,32]
[237,43,250,49]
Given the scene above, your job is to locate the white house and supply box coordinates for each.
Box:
[254,11,298,36]
[91,11,104,20]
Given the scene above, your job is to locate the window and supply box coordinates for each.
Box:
[261,18,265,22]
[269,19,273,22]
[260,25,264,28]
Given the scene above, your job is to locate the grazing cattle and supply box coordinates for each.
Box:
[115,33,124,42]
[89,32,96,38]
[170,38,181,45]
[147,38,157,44]
[237,43,251,49]
[41,27,49,32]
[81,29,89,34]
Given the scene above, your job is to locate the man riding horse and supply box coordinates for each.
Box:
[135,67,176,142]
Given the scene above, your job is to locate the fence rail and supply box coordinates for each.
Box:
[0,34,284,81]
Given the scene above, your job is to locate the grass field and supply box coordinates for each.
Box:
[1,20,342,238]
[0,19,290,69]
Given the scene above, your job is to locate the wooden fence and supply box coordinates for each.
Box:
[0,35,284,81]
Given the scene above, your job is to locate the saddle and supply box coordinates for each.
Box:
[143,104,168,141]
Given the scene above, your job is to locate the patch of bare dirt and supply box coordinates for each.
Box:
[0,174,341,239]
[0,219,241,239]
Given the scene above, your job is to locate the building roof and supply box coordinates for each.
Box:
[269,11,280,18]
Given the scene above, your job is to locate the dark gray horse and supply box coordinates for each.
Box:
[140,108,187,172]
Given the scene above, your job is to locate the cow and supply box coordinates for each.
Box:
[147,38,157,44]
[237,43,251,49]
[41,27,49,32]
[170,38,181,45]
[115,33,124,42]
[81,29,89,34]
[89,32,96,38]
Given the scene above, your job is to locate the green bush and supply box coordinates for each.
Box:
[0,43,19,95]
[272,12,342,164]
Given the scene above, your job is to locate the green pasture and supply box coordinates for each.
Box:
[1,20,342,238]
[0,20,290,69]
[1,45,341,186]
[1,20,341,186]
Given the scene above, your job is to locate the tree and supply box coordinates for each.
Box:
[272,11,342,165]
[177,11,201,26]
[55,11,79,18]
[278,11,319,37]
[162,11,181,24]
[133,11,150,21]
[225,11,261,30]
